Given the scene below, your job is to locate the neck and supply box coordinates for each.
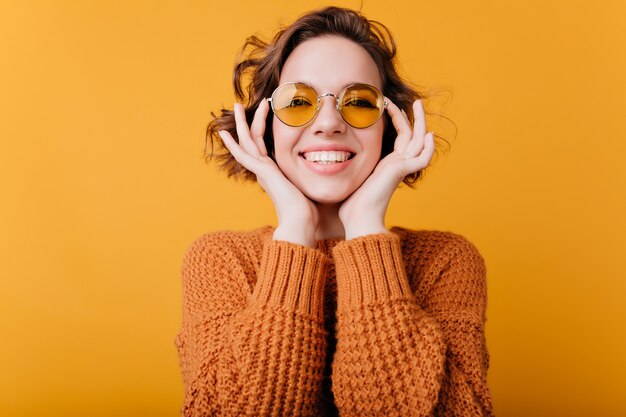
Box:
[314,202,345,241]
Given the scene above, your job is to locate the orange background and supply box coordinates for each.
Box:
[1,1,625,416]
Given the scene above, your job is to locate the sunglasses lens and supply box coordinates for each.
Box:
[271,83,317,127]
[340,84,385,128]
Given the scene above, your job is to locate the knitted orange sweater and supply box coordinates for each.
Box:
[175,225,494,416]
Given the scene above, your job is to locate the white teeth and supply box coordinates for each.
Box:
[302,151,353,163]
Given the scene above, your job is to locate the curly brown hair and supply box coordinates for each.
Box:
[205,6,452,188]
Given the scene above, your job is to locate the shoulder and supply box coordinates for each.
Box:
[183,225,274,263]
[391,226,485,265]
[390,226,487,301]
[179,226,274,308]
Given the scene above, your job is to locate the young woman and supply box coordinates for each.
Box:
[175,6,495,416]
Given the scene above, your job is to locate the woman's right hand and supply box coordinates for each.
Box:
[218,100,319,247]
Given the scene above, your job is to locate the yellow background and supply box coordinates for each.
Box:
[1,1,625,416]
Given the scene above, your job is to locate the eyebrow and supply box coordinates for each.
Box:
[298,80,371,92]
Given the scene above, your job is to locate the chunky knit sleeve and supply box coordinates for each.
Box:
[330,232,494,416]
[427,234,495,417]
[174,232,329,416]
[330,232,446,416]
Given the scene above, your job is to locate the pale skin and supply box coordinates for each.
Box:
[218,37,435,248]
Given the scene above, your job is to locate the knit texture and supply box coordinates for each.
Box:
[175,225,494,416]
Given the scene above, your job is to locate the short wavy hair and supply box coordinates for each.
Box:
[205,6,451,187]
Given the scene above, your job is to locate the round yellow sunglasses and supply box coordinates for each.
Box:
[268,82,388,129]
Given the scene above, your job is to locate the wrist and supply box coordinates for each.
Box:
[273,224,316,248]
[344,221,388,240]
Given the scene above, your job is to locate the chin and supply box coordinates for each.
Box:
[302,189,351,205]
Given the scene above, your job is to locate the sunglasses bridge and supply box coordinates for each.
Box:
[317,92,340,107]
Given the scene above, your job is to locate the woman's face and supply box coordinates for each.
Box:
[272,36,385,204]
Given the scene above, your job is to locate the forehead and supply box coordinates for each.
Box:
[279,36,382,91]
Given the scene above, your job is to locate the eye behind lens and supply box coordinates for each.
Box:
[287,97,313,108]
[340,84,384,128]
[271,82,318,126]
[343,97,377,108]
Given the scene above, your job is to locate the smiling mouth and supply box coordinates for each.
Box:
[299,151,356,164]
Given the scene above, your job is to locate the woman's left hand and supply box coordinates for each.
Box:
[338,98,435,239]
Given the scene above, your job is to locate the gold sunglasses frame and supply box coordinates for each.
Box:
[267,82,388,129]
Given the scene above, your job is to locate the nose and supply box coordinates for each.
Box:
[310,95,346,135]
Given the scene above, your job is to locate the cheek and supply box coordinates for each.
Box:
[364,124,385,162]
[272,120,287,160]
[271,121,300,166]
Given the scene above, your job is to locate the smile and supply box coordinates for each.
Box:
[300,151,355,163]
[299,151,355,175]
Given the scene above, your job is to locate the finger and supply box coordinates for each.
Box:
[218,129,259,171]
[400,99,426,158]
[413,99,426,140]
[249,99,270,156]
[384,97,413,152]
[406,131,435,172]
[233,102,261,157]
[404,132,425,158]
[404,121,430,158]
